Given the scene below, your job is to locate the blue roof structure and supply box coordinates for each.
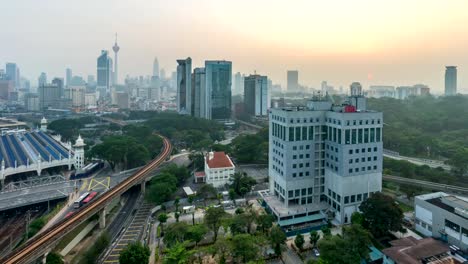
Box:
[0,130,70,169]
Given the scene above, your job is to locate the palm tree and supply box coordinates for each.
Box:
[309,230,320,248]
[158,213,169,236]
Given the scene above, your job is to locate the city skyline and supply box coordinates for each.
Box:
[2,0,468,92]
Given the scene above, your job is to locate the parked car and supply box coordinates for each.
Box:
[313,248,320,257]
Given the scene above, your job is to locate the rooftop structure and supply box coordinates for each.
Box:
[382,236,465,264]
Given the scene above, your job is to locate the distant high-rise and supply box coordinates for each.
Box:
[52,77,64,98]
[244,74,268,116]
[112,34,120,85]
[160,68,166,80]
[5,63,18,90]
[153,57,159,77]
[192,67,206,118]
[176,57,192,114]
[38,72,47,87]
[234,72,242,95]
[445,66,457,96]
[97,50,112,96]
[66,68,72,87]
[38,83,61,110]
[287,70,299,91]
[205,60,232,120]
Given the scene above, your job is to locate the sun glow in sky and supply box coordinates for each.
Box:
[2,0,468,92]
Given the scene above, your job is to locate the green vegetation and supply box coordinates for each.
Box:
[45,252,64,264]
[119,242,151,264]
[145,165,190,205]
[229,172,257,197]
[294,232,305,251]
[79,232,110,264]
[359,192,404,237]
[163,242,194,264]
[204,206,227,242]
[230,128,268,164]
[48,116,98,141]
[368,96,468,174]
[318,224,371,264]
[27,217,46,239]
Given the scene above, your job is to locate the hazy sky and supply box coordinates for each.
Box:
[1,0,468,93]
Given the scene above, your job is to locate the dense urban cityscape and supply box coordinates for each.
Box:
[1,1,468,264]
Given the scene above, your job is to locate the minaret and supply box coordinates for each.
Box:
[112,33,120,86]
[73,134,86,170]
[40,117,48,132]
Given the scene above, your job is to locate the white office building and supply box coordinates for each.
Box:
[262,83,383,229]
[244,74,269,117]
[204,151,235,188]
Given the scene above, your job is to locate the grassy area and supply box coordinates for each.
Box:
[397,202,414,213]
[54,219,92,252]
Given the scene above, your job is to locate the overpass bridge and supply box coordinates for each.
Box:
[383,175,468,196]
[0,136,172,264]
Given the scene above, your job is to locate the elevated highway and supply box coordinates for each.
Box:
[0,136,172,264]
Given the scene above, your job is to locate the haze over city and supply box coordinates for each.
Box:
[2,0,468,92]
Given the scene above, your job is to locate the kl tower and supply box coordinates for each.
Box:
[112,33,120,85]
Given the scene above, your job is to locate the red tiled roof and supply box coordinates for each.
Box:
[382,237,450,264]
[206,151,234,169]
[194,171,206,177]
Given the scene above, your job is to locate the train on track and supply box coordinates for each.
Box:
[70,161,104,180]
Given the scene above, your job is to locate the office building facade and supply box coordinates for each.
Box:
[192,67,206,118]
[5,63,19,90]
[176,57,192,115]
[244,74,269,116]
[97,50,112,96]
[287,70,299,92]
[205,60,232,121]
[264,83,382,229]
[66,68,72,87]
[38,83,62,110]
[445,66,457,96]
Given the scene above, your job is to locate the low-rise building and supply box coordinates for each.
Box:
[204,151,235,188]
[382,236,465,264]
[415,192,468,251]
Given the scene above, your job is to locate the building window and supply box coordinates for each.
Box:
[349,149,353,154]
[345,196,349,204]
[351,195,356,203]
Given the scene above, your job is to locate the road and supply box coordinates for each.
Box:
[383,175,468,195]
[383,149,451,170]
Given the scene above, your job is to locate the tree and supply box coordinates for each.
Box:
[256,214,274,233]
[189,152,204,171]
[197,184,217,205]
[351,212,364,226]
[269,225,286,256]
[163,242,194,264]
[204,206,226,242]
[320,226,331,237]
[158,213,169,235]
[187,224,208,246]
[229,173,256,197]
[175,212,180,223]
[119,242,151,264]
[342,224,372,260]
[229,214,248,235]
[187,194,195,225]
[146,173,178,204]
[228,188,237,203]
[359,192,404,237]
[294,233,305,251]
[212,237,230,264]
[309,230,320,248]
[164,222,190,247]
[231,234,259,263]
[46,252,64,264]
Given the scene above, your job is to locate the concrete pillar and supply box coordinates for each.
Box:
[141,181,146,194]
[43,251,49,264]
[99,208,106,229]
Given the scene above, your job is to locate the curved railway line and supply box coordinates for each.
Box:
[0,136,172,264]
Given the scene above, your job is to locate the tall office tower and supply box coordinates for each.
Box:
[38,72,47,87]
[149,76,160,101]
[153,57,160,77]
[287,70,299,92]
[87,75,95,85]
[192,67,206,118]
[112,34,120,85]
[5,63,18,90]
[68,86,86,107]
[51,77,64,98]
[445,66,457,96]
[97,50,112,97]
[38,83,61,110]
[244,74,268,116]
[234,72,242,95]
[176,58,192,114]
[264,84,382,228]
[0,72,13,100]
[205,60,232,121]
[66,68,72,86]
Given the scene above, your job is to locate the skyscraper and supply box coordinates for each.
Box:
[445,66,457,96]
[192,67,206,118]
[51,77,64,98]
[287,70,299,92]
[38,72,47,87]
[205,60,232,121]
[234,72,242,95]
[97,50,112,97]
[5,63,18,90]
[66,68,72,87]
[112,34,120,85]
[244,74,268,116]
[153,57,159,77]
[176,57,192,114]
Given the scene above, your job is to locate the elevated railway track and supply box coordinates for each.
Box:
[0,136,172,264]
